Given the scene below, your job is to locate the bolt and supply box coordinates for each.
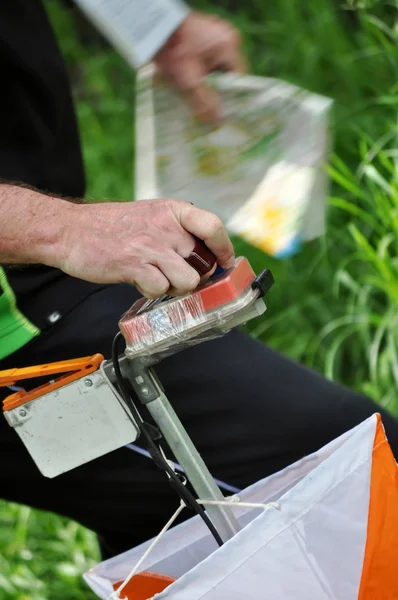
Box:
[141,386,150,397]
[19,409,27,417]
[84,379,93,387]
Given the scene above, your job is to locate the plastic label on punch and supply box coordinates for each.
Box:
[120,293,207,357]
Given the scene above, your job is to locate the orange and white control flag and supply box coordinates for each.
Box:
[85,413,398,600]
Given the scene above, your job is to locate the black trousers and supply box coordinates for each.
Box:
[1,282,397,559]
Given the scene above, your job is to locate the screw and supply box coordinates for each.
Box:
[19,409,27,417]
[48,311,61,324]
[84,379,93,387]
[141,386,150,397]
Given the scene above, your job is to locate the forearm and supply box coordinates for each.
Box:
[0,184,73,266]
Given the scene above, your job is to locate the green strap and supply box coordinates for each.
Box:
[0,267,40,360]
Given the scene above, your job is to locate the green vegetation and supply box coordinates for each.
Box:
[1,0,397,597]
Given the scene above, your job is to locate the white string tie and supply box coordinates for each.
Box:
[109,495,280,599]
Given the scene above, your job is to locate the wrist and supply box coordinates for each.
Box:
[8,186,80,268]
[34,198,81,269]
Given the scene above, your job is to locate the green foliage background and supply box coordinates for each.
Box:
[1,0,397,598]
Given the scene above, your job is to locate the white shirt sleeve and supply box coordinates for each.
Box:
[73,0,190,68]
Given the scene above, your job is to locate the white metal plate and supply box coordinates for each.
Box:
[4,371,139,478]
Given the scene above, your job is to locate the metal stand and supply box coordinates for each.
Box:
[101,270,275,543]
[105,355,240,543]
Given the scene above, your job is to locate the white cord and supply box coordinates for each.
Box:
[198,495,281,511]
[109,495,280,599]
[109,501,186,600]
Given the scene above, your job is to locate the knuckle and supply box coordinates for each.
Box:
[145,281,169,297]
[136,269,169,297]
[130,236,152,256]
[219,23,239,44]
[156,247,176,264]
[176,273,200,295]
[164,196,182,208]
[153,211,177,236]
[186,269,201,289]
[162,197,181,217]
[206,214,224,235]
[157,282,170,295]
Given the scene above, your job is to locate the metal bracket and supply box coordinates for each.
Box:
[103,355,164,404]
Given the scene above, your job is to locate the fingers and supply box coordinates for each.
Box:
[162,51,221,125]
[207,22,248,74]
[188,83,221,126]
[155,12,248,125]
[157,252,201,296]
[132,199,231,299]
[134,252,202,298]
[134,265,169,299]
[175,202,235,269]
[208,43,248,74]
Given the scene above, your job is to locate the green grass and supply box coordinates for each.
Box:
[323,134,398,408]
[1,0,398,598]
[0,505,98,600]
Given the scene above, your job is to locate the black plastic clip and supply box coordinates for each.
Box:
[251,269,275,298]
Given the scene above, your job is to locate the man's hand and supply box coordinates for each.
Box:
[1,186,234,298]
[155,11,247,125]
[58,198,234,298]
